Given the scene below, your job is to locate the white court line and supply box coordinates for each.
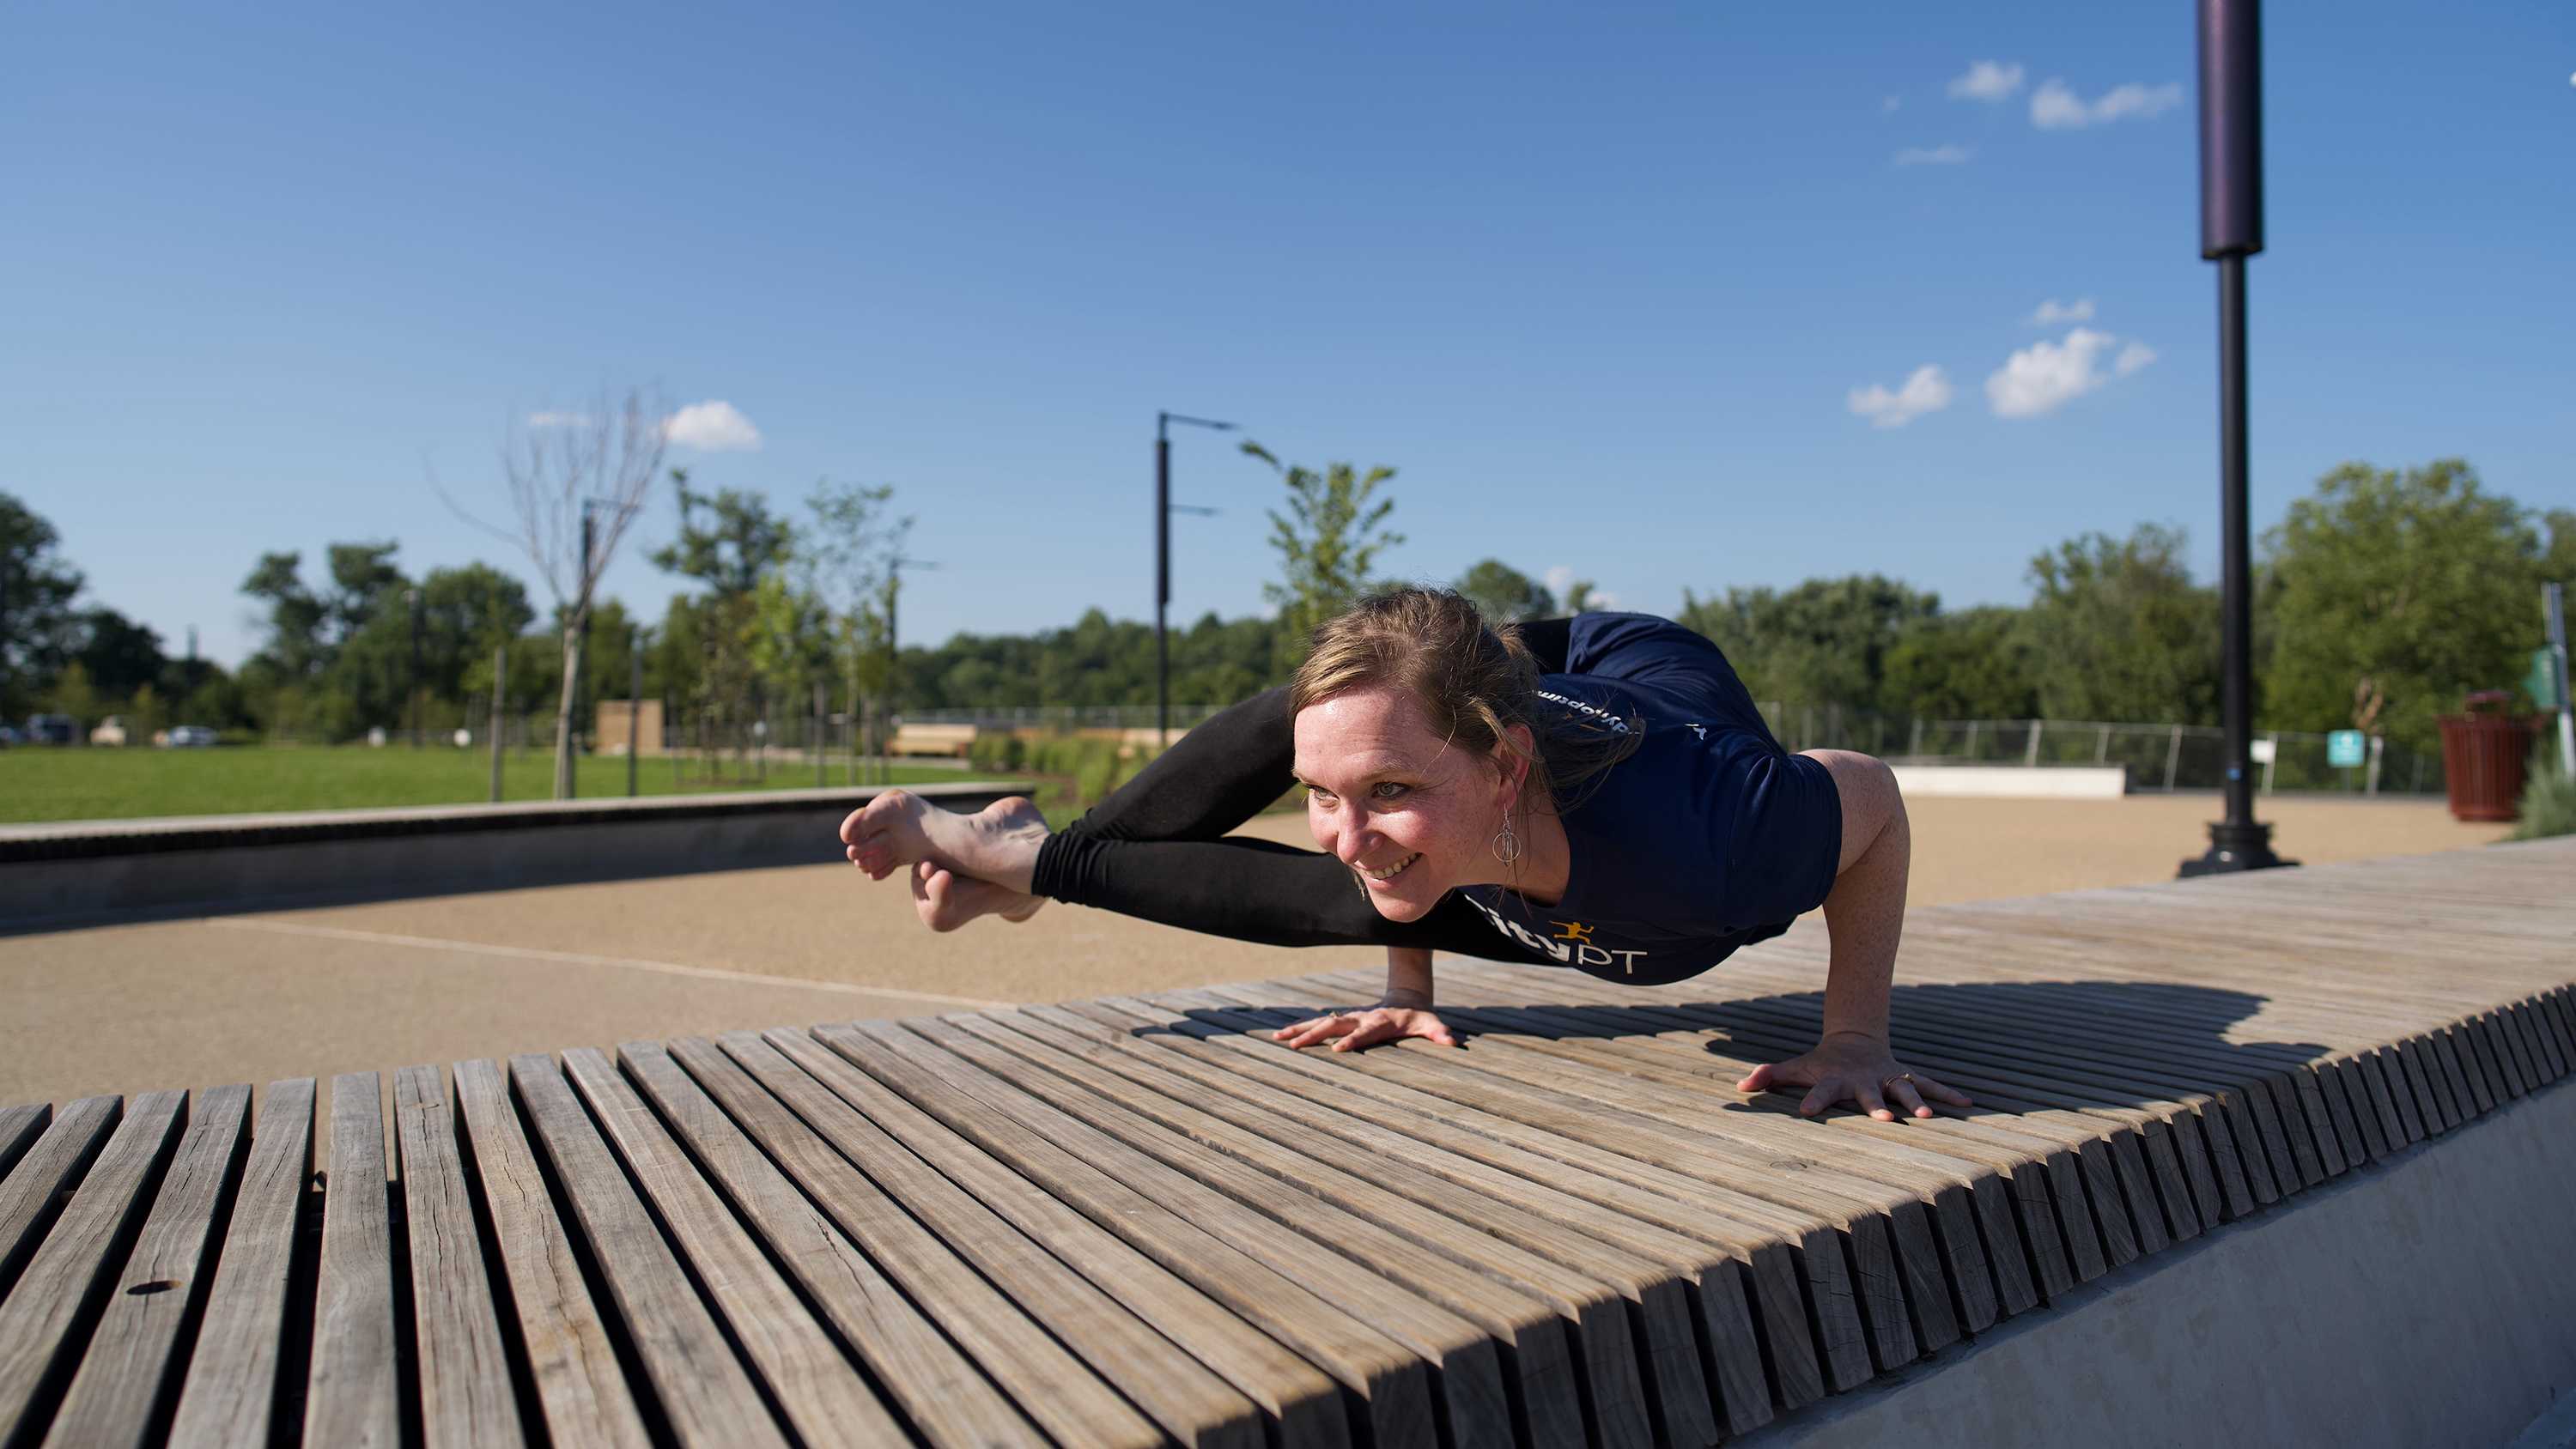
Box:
[204,917,1012,1009]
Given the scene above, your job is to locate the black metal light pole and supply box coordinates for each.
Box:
[2182,0,2291,876]
[406,587,422,749]
[1157,411,1235,748]
[628,627,643,798]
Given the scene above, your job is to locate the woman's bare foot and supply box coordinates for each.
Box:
[842,791,1050,894]
[910,860,1047,931]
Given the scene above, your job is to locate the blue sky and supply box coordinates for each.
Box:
[6,1,2571,667]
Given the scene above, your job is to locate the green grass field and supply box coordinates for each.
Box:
[0,746,1020,825]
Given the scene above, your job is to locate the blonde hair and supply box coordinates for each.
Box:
[1287,587,1639,811]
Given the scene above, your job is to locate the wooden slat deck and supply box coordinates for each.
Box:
[2,839,2570,1446]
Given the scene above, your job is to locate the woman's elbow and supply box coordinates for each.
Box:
[1800,749,1904,874]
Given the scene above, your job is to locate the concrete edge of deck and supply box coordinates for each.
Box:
[1743,1070,2576,1448]
[0,783,1018,924]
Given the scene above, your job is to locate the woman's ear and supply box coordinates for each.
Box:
[1494,724,1537,807]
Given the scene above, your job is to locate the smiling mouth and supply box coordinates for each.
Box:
[1358,853,1421,882]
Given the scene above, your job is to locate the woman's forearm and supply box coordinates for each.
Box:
[1804,751,1911,1044]
[1383,946,1437,1006]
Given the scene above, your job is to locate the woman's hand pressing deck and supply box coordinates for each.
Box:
[1736,1031,1972,1121]
[1273,996,1458,1052]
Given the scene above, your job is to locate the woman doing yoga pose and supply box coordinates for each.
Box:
[843,587,1968,1122]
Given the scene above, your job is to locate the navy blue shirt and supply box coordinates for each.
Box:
[1456,612,1844,986]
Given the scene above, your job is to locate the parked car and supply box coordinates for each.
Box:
[0,724,20,747]
[90,715,129,747]
[24,714,76,745]
[163,724,219,749]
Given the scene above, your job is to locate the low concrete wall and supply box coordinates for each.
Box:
[1890,765,2129,800]
[1747,1075,2576,1449]
[0,784,1016,926]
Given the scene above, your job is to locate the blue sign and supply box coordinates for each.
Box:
[2328,730,2367,767]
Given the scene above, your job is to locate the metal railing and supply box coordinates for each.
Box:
[1750,703,2439,796]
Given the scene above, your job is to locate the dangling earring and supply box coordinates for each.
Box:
[1492,818,1521,865]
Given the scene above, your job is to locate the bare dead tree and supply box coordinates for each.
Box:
[444,387,667,798]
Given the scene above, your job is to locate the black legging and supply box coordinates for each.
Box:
[1027,619,1575,961]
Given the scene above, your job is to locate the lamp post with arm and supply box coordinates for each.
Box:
[1157,411,1236,749]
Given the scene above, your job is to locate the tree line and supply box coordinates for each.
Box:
[3,454,2566,766]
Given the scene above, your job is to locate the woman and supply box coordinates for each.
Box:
[844,588,1968,1122]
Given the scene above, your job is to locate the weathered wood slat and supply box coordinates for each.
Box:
[0,1089,185,1442]
[448,1058,649,1449]
[508,1052,794,1449]
[815,1018,1453,1449]
[306,1073,399,1449]
[393,1065,525,1449]
[0,1111,46,1191]
[747,1026,1350,1449]
[0,1097,120,1304]
[659,1035,1193,1449]
[922,1009,1662,1449]
[555,1046,908,1448]
[167,1078,314,1447]
[42,1084,249,1449]
[999,1000,1778,1437]
[612,1039,1048,1449]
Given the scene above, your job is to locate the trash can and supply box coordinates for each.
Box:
[2437,690,2538,822]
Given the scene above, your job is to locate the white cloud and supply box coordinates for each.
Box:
[1947,61,2026,101]
[661,400,763,452]
[1893,143,1972,167]
[2031,78,2184,130]
[1987,328,2149,417]
[526,411,594,428]
[2029,297,2096,325]
[1848,364,1954,429]
[1542,566,1619,612]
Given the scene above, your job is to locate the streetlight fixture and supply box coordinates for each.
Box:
[1157,410,1236,748]
[2181,0,2292,877]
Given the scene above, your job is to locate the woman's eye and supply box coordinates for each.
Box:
[1370,782,1409,801]
[1305,787,1335,805]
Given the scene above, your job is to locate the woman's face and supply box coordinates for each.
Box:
[1293,683,1516,921]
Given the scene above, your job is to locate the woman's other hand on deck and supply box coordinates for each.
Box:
[1273,998,1458,1052]
[1737,1032,1971,1120]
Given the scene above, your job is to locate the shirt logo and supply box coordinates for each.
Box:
[1462,894,1650,974]
[1535,689,1632,735]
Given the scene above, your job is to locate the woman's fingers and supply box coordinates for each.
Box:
[1919,1074,1974,1109]
[1272,1013,1351,1049]
[1888,1078,1929,1119]
[1856,1080,1893,1121]
[1735,1061,1780,1094]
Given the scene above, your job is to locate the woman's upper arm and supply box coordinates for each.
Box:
[1798,749,1899,874]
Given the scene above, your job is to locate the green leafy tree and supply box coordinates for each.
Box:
[2023,523,2221,724]
[74,607,167,700]
[652,470,795,771]
[1882,608,2041,719]
[1677,574,1938,712]
[1,491,86,718]
[2263,459,2570,755]
[1242,442,1403,665]
[1453,559,1555,622]
[240,552,331,682]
